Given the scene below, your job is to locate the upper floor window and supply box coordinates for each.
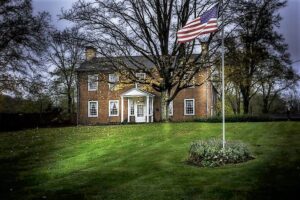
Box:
[135,73,146,88]
[168,101,173,116]
[184,99,195,115]
[88,74,98,91]
[88,101,98,117]
[108,73,119,90]
[109,100,119,116]
[136,73,146,81]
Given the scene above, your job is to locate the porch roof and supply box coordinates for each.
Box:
[121,88,155,97]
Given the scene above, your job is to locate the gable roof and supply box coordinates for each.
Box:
[76,54,202,73]
[121,88,155,97]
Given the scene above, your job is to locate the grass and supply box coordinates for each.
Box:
[0,122,299,200]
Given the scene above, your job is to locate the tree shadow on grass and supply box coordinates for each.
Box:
[0,129,84,200]
[245,155,300,199]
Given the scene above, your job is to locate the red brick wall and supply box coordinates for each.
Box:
[78,72,131,125]
[167,69,214,121]
[78,69,216,124]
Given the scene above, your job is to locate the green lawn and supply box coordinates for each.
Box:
[0,122,300,200]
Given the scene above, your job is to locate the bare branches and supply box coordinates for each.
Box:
[62,0,221,94]
[0,0,51,94]
[47,27,85,114]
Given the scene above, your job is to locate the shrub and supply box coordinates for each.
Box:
[188,139,252,167]
[193,115,293,123]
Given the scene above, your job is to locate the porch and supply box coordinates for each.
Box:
[121,88,155,123]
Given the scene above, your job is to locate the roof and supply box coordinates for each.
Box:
[76,54,202,73]
[76,56,156,72]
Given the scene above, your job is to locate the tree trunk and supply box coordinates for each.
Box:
[160,90,169,122]
[262,97,269,114]
[237,101,240,114]
[241,85,250,114]
[229,100,237,115]
[236,87,241,115]
[67,95,72,114]
[242,96,250,114]
[236,98,241,114]
[67,87,72,115]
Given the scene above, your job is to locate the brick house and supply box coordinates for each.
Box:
[77,47,217,125]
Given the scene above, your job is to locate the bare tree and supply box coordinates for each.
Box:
[63,0,227,121]
[257,58,299,113]
[47,27,85,116]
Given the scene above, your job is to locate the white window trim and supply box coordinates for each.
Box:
[88,101,98,117]
[184,99,195,115]
[169,101,173,116]
[109,100,119,116]
[88,74,98,91]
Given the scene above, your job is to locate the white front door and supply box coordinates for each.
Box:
[135,102,146,123]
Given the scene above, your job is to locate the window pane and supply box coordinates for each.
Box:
[137,105,144,117]
[109,74,119,90]
[136,73,146,80]
[130,101,135,116]
[88,75,98,90]
[109,74,119,82]
[89,102,97,116]
[109,101,118,116]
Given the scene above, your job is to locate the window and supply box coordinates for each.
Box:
[88,101,98,117]
[109,100,119,116]
[88,74,98,91]
[137,104,144,117]
[108,73,119,90]
[184,99,195,115]
[130,100,135,116]
[135,73,146,88]
[136,73,146,81]
[168,101,173,116]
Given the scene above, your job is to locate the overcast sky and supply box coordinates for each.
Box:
[32,0,300,72]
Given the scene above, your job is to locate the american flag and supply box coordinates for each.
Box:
[177,4,219,43]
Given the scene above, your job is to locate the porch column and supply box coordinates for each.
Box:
[146,96,149,122]
[127,98,130,122]
[151,97,154,122]
[121,96,124,122]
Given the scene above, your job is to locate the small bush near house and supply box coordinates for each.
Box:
[194,115,296,123]
[188,139,253,167]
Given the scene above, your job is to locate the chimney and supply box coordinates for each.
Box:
[85,46,97,61]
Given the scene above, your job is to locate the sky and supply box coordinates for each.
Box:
[32,0,300,72]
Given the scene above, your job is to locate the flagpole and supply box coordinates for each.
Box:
[221,0,226,150]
